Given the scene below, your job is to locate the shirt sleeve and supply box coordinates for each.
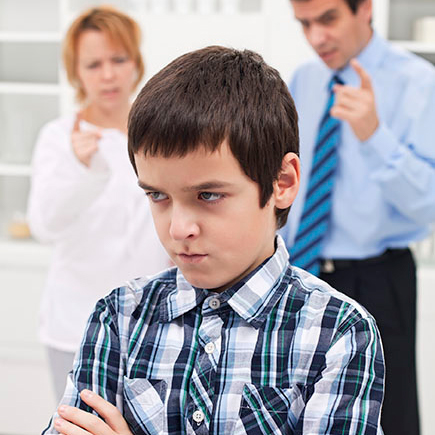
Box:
[27,119,110,243]
[42,291,124,434]
[361,74,435,225]
[296,315,385,435]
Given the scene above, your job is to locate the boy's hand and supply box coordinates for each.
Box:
[54,389,132,435]
[71,114,102,168]
[330,58,379,142]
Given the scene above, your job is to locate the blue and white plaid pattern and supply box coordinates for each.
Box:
[43,236,384,435]
[291,76,343,275]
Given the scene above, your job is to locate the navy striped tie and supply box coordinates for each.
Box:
[290,75,343,275]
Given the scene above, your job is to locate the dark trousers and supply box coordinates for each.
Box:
[320,249,420,435]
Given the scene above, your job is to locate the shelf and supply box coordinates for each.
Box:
[393,40,435,53]
[0,31,61,42]
[142,13,266,78]
[0,163,32,177]
[0,238,52,267]
[143,10,263,19]
[68,0,262,16]
[0,82,60,95]
[0,0,59,34]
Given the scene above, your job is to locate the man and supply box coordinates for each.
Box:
[284,0,435,434]
[42,46,384,435]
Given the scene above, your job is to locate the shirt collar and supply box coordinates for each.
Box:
[160,235,291,328]
[160,270,210,323]
[355,30,386,71]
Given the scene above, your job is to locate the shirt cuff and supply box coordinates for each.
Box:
[360,122,401,168]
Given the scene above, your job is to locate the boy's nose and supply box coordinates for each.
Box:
[169,208,200,241]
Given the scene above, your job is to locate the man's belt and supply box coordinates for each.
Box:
[320,248,410,273]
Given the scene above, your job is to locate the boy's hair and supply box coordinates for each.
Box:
[128,46,299,228]
[62,5,144,102]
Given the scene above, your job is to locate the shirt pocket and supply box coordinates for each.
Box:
[236,383,301,435]
[123,376,167,435]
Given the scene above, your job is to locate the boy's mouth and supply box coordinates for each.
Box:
[177,253,208,264]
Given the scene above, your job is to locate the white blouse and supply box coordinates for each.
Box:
[27,115,169,352]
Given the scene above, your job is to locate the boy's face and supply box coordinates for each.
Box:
[135,142,283,292]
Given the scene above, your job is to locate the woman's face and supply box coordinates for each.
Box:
[76,29,138,110]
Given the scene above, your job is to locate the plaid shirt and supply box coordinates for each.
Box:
[43,236,384,435]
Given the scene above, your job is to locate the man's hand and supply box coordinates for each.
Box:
[71,114,102,168]
[54,389,133,435]
[330,58,379,142]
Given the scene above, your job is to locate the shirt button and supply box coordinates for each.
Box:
[209,297,220,309]
[205,342,215,354]
[193,409,204,423]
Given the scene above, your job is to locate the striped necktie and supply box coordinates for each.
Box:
[290,75,343,275]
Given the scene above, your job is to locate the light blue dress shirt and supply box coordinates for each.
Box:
[283,31,435,259]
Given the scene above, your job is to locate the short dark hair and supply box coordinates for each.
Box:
[128,46,299,229]
[291,0,366,14]
[342,0,366,13]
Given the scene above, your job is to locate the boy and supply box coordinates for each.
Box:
[44,46,384,435]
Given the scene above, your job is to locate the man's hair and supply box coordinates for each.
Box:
[341,0,366,13]
[291,0,366,14]
[62,5,144,102]
[128,46,299,229]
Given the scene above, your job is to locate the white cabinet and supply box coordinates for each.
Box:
[0,0,61,247]
[0,241,55,434]
[387,0,435,64]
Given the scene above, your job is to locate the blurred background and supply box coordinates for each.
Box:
[0,0,434,433]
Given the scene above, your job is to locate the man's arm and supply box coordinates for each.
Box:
[332,59,435,224]
[296,315,385,435]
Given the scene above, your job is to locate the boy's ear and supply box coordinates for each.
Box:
[273,152,300,209]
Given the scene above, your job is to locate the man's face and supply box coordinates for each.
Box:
[134,142,280,292]
[291,0,372,70]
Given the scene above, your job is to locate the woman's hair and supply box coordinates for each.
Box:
[62,5,144,102]
[128,46,299,229]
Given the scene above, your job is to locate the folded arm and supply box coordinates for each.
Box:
[296,315,385,435]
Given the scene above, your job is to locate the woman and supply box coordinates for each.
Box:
[27,6,169,401]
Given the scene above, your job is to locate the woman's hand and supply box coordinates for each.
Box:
[71,114,102,168]
[54,389,133,435]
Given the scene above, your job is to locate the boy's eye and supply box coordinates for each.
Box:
[146,192,168,202]
[199,192,222,202]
